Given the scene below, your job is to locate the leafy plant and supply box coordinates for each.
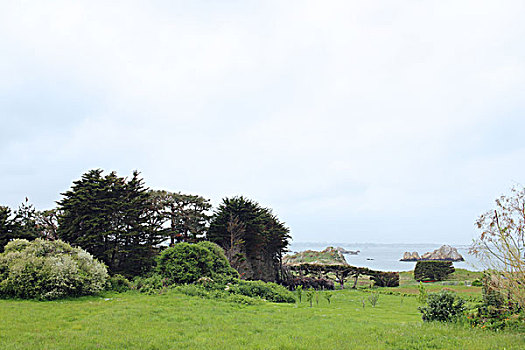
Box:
[306,288,314,307]
[157,242,238,285]
[414,261,455,282]
[324,291,332,304]
[296,285,303,303]
[368,292,379,307]
[107,274,131,292]
[417,282,428,304]
[418,290,465,322]
[228,280,295,303]
[0,239,108,300]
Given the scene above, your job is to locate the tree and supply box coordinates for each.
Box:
[470,186,525,309]
[207,196,291,282]
[0,206,15,252]
[57,169,163,276]
[0,199,42,252]
[35,209,59,240]
[148,190,211,245]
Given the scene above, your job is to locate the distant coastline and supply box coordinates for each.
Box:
[288,242,481,272]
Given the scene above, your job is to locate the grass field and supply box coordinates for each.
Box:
[1,287,524,350]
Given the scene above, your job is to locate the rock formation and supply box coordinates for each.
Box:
[400,245,464,262]
[400,251,420,261]
[420,245,464,261]
[335,247,360,255]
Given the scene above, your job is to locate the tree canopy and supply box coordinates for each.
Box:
[207,196,290,282]
[57,169,163,276]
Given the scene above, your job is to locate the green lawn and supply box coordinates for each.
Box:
[1,289,523,349]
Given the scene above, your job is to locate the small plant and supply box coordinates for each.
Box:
[368,292,379,307]
[417,282,428,305]
[306,288,314,307]
[315,290,319,305]
[418,290,465,322]
[324,292,332,304]
[361,297,366,308]
[296,285,303,303]
[107,274,131,293]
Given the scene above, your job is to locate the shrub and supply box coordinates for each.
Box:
[196,241,239,280]
[156,242,238,285]
[414,261,455,282]
[229,280,295,303]
[131,275,168,294]
[282,277,335,290]
[324,291,333,304]
[306,288,314,307]
[369,272,399,287]
[419,290,465,322]
[107,274,131,292]
[0,239,108,300]
[471,279,483,287]
[368,292,379,307]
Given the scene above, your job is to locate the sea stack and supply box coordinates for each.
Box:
[400,251,420,261]
[420,245,464,261]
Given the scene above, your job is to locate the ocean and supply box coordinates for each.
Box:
[287,242,483,272]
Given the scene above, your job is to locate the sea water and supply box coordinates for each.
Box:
[287,242,483,272]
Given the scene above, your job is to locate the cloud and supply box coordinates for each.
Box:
[1,0,525,243]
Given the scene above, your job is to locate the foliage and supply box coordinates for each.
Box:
[0,239,108,300]
[417,282,428,304]
[57,169,164,277]
[0,200,41,252]
[196,241,239,281]
[148,190,212,245]
[414,261,455,282]
[131,274,168,294]
[470,186,525,309]
[418,290,465,322]
[296,284,303,303]
[107,274,131,293]
[306,287,314,307]
[228,280,295,303]
[208,196,290,282]
[0,206,16,252]
[324,291,333,304]
[368,292,379,307]
[282,276,335,290]
[369,271,400,287]
[156,243,215,285]
[174,284,261,305]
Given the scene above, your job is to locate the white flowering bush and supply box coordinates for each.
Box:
[0,239,108,300]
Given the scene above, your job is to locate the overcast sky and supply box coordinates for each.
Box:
[2,1,525,244]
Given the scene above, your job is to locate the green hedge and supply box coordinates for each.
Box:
[414,261,454,282]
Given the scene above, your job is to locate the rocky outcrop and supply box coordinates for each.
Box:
[400,251,420,261]
[420,245,464,261]
[335,247,360,255]
[400,245,464,262]
[283,247,348,266]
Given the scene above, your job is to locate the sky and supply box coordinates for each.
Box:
[1,1,525,244]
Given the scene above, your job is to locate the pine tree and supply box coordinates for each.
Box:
[207,196,290,282]
[57,169,163,276]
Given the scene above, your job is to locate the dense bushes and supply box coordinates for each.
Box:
[414,261,454,282]
[156,242,238,285]
[369,272,399,287]
[0,239,108,300]
[419,290,465,322]
[282,277,335,290]
[229,280,295,303]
